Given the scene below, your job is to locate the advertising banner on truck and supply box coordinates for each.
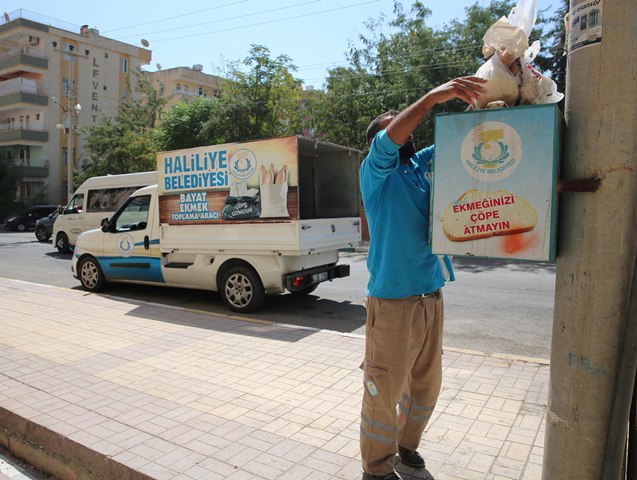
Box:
[431,104,562,261]
[157,137,299,224]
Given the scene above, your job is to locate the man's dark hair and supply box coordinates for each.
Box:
[365,110,399,144]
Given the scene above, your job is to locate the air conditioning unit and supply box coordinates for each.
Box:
[28,35,40,46]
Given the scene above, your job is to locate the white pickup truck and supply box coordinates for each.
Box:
[71,136,361,313]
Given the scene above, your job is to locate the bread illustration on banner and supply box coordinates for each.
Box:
[442,189,537,242]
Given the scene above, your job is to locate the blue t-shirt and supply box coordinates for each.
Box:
[360,129,454,298]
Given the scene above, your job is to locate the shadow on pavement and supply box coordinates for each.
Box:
[74,282,368,338]
[453,255,556,274]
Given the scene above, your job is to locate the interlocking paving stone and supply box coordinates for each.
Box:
[0,278,548,479]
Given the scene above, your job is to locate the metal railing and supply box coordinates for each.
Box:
[2,9,81,34]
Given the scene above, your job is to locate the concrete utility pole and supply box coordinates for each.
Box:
[543,1,637,479]
[52,42,86,203]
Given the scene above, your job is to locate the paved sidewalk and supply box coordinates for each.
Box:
[0,278,549,480]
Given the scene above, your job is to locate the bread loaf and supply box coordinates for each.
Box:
[442,189,537,242]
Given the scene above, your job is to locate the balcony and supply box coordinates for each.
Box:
[0,47,48,77]
[0,77,47,108]
[15,163,48,178]
[0,127,48,142]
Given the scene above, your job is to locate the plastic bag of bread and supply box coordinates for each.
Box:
[473,50,520,109]
[518,41,565,105]
[482,0,537,60]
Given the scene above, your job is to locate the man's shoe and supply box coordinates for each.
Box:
[362,470,403,480]
[398,445,425,468]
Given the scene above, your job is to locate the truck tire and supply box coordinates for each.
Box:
[56,232,70,253]
[78,256,107,292]
[220,266,265,313]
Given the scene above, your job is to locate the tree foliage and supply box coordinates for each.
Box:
[305,1,533,151]
[78,2,566,171]
[156,96,224,151]
[221,44,304,140]
[534,0,568,96]
[155,45,305,151]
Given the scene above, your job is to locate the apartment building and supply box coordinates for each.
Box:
[0,9,151,205]
[146,65,223,110]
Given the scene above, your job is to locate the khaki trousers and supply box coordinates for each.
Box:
[360,291,444,476]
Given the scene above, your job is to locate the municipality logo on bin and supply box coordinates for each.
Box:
[461,121,522,182]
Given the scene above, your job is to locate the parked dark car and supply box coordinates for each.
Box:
[34,210,60,242]
[3,205,60,232]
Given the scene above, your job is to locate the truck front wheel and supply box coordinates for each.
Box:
[220,266,265,313]
[78,256,107,292]
[56,232,70,253]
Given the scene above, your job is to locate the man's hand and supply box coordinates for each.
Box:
[425,76,487,109]
[386,76,486,145]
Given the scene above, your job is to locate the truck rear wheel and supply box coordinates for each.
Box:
[220,266,265,313]
[78,256,107,292]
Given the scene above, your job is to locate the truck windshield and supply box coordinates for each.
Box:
[64,193,84,214]
[115,195,150,232]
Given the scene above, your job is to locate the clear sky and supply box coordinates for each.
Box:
[4,0,559,88]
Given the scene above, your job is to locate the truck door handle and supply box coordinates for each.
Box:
[144,235,150,250]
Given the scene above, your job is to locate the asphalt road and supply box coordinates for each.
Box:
[0,228,555,359]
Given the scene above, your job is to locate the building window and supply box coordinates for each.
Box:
[203,90,208,98]
[63,43,77,63]
[62,78,76,97]
[159,83,164,95]
[183,84,189,94]
[175,83,181,92]
[122,58,128,73]
[20,146,30,166]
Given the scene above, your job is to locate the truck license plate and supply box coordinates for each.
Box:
[312,272,328,283]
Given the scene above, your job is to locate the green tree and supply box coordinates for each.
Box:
[220,45,304,140]
[157,46,304,151]
[305,65,379,149]
[305,0,563,150]
[534,0,568,96]
[157,96,225,150]
[78,70,166,183]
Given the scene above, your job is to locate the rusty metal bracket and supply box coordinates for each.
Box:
[557,176,602,193]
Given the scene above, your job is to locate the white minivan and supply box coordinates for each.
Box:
[53,171,156,253]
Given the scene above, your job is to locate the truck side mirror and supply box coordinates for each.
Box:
[100,217,110,232]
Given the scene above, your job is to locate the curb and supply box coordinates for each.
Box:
[0,407,152,480]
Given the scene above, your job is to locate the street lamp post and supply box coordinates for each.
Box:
[51,41,88,203]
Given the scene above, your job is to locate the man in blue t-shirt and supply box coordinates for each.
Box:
[359,76,486,480]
